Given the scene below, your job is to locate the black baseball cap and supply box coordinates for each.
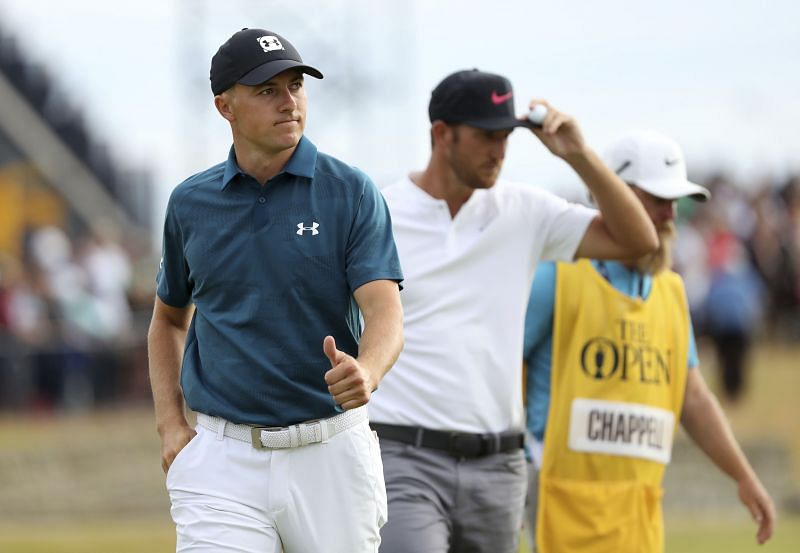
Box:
[428,69,528,131]
[210,28,323,95]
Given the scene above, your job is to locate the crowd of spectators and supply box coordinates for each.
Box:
[1,21,156,412]
[0,222,155,411]
[674,171,800,401]
[1,170,798,412]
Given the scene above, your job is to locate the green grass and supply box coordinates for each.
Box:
[0,519,175,553]
[697,339,800,479]
[2,516,794,553]
[665,514,800,553]
[516,515,800,553]
[0,340,797,552]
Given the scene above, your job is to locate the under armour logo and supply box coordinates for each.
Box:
[297,222,320,236]
[258,35,284,53]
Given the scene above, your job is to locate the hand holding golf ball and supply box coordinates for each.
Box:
[527,104,548,126]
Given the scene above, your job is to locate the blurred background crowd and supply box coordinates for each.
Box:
[0,22,155,412]
[674,172,800,401]
[3,170,799,413]
[0,223,154,411]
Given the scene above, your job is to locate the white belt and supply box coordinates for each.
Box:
[197,406,368,450]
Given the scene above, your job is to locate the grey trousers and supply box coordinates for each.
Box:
[522,462,539,553]
[378,438,527,553]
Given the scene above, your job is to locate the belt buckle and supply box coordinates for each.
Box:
[303,420,323,444]
[482,433,501,455]
[250,426,268,450]
[251,425,292,449]
[448,431,481,458]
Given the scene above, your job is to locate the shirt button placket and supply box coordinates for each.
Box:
[253,193,268,231]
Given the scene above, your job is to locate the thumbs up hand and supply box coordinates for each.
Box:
[323,335,374,410]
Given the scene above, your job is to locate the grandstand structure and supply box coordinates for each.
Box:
[0,23,155,411]
[0,23,152,258]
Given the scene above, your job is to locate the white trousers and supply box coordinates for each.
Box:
[166,418,387,552]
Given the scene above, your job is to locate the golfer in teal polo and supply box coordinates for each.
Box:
[148,27,404,553]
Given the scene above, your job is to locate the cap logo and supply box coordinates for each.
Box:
[615,160,632,175]
[664,157,680,166]
[491,90,513,105]
[257,36,284,53]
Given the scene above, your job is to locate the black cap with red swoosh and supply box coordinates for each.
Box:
[428,69,528,131]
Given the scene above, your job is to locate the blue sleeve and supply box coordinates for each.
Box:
[687,315,699,369]
[345,175,404,291]
[523,262,557,362]
[156,192,193,307]
[525,262,557,441]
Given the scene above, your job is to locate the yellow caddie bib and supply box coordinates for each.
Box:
[537,260,689,553]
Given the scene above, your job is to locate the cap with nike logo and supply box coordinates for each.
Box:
[603,130,710,202]
[428,69,529,130]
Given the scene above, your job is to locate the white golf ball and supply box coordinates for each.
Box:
[527,104,548,125]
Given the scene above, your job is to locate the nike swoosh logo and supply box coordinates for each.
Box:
[491,90,513,104]
[665,157,680,166]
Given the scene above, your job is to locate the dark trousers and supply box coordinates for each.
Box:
[710,330,750,401]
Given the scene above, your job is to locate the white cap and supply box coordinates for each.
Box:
[603,130,710,202]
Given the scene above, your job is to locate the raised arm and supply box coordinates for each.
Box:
[527,100,658,260]
[680,369,776,544]
[323,279,403,410]
[148,297,195,473]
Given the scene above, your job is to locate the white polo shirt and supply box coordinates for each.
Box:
[369,177,596,434]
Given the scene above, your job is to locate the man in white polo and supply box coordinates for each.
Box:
[369,68,658,553]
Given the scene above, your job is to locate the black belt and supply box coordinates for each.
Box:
[371,423,525,458]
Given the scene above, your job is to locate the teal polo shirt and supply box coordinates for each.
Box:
[156,136,403,426]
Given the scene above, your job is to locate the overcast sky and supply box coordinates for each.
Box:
[2,0,799,241]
